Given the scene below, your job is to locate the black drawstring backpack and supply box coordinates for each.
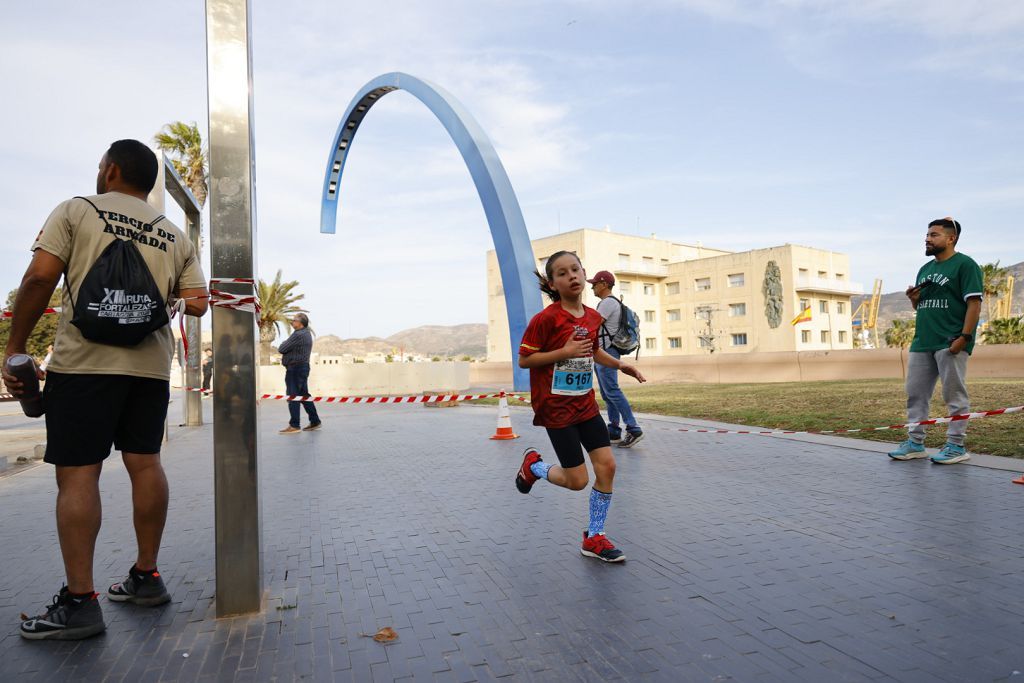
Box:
[68,197,169,346]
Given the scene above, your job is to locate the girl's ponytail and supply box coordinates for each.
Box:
[535,269,559,301]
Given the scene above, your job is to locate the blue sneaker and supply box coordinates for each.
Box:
[931,443,970,465]
[888,439,927,460]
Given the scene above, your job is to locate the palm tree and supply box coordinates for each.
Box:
[154,122,208,208]
[980,261,1010,323]
[983,316,1024,344]
[884,318,916,349]
[257,270,306,364]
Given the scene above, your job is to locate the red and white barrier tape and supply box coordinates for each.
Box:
[209,278,255,285]
[665,405,1024,435]
[1,307,61,319]
[175,278,261,357]
[180,388,527,404]
[208,290,260,314]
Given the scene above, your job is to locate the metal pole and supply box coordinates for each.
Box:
[153,153,205,427]
[206,0,263,616]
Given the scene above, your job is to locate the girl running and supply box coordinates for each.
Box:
[515,250,645,562]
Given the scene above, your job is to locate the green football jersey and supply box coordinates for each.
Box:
[910,252,983,354]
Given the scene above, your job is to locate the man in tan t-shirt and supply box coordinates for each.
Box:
[1,139,209,640]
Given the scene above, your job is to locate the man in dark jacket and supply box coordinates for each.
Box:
[277,313,321,433]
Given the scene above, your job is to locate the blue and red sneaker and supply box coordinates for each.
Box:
[516,448,542,494]
[581,531,626,563]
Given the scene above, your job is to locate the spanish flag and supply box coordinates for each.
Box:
[791,307,812,325]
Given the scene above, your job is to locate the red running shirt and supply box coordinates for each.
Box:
[519,302,603,429]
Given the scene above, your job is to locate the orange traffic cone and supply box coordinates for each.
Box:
[489,392,519,440]
[1013,473,1024,485]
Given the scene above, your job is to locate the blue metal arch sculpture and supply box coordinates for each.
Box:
[320,72,540,391]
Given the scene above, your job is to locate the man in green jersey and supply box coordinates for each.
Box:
[888,217,982,465]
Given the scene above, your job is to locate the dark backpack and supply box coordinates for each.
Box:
[68,197,169,346]
[600,297,641,357]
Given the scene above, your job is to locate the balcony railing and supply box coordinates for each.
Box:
[795,276,864,295]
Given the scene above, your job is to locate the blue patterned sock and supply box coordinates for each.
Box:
[588,488,613,537]
[530,460,553,480]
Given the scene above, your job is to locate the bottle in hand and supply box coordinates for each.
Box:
[3,354,44,418]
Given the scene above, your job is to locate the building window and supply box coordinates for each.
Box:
[801,330,811,343]
[665,282,680,295]
[819,300,828,314]
[837,301,846,314]
[799,268,809,277]
[818,270,828,279]
[696,307,712,321]
[836,273,845,281]
[642,256,654,266]
[820,330,829,343]
[728,303,746,317]
[644,310,656,323]
[667,309,681,321]
[643,283,654,296]
[799,298,810,311]
[645,337,657,350]
[838,330,848,343]
[669,337,682,349]
[695,277,711,291]
[619,281,631,294]
[727,273,745,288]
[731,333,748,346]
[698,336,712,348]
[618,253,630,268]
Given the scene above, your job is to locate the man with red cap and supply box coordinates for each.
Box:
[587,270,643,448]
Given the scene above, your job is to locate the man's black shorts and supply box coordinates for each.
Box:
[544,413,611,468]
[43,372,169,466]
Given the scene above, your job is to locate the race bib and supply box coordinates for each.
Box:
[552,356,594,396]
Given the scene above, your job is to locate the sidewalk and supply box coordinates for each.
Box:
[1,400,1022,681]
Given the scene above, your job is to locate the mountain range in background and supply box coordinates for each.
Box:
[312,323,487,359]
[851,261,1023,335]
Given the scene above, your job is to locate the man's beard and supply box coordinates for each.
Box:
[925,245,940,256]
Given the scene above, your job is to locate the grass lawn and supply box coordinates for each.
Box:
[614,378,1024,459]
[472,378,1023,458]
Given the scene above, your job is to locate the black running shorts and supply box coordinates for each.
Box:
[43,372,169,466]
[544,413,611,469]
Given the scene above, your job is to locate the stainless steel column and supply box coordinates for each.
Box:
[163,158,204,427]
[152,152,205,428]
[206,0,263,616]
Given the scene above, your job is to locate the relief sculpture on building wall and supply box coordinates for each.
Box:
[762,260,784,328]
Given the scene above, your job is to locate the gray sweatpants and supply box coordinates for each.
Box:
[906,349,970,446]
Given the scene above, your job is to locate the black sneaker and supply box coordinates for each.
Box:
[581,531,626,562]
[20,587,106,640]
[608,429,623,444]
[619,431,644,449]
[108,566,171,606]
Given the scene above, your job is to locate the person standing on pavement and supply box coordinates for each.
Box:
[201,347,213,393]
[587,270,644,448]
[278,312,321,433]
[888,217,983,465]
[2,140,209,640]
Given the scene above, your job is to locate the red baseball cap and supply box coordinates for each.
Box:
[586,270,615,286]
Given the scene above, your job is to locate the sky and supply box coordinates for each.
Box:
[2,1,1022,339]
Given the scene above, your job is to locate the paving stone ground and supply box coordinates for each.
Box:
[1,399,1022,682]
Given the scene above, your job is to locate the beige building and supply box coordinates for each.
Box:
[486,228,861,361]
